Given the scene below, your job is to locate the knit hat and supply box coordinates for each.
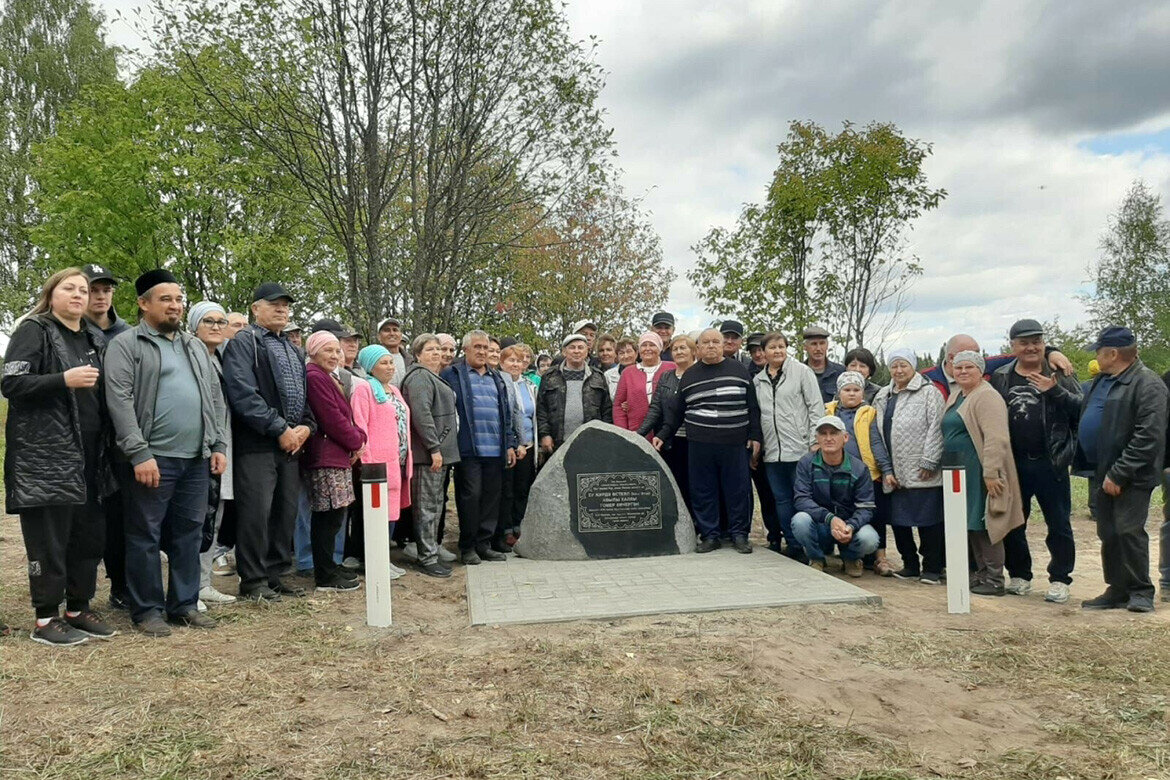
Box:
[951,350,985,373]
[187,301,226,333]
[836,371,865,391]
[305,330,339,357]
[886,347,916,369]
[135,269,178,297]
[638,331,662,350]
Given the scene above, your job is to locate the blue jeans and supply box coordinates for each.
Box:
[792,511,880,561]
[124,456,209,622]
[764,461,799,551]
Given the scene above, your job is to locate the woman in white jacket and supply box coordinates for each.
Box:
[752,332,824,559]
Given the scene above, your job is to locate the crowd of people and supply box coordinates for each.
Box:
[2,265,1168,647]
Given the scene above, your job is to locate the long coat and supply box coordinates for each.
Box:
[873,372,944,489]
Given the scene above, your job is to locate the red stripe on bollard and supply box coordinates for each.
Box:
[371,483,382,508]
[952,470,961,493]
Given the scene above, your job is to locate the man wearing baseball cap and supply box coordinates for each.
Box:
[801,325,846,404]
[791,416,880,576]
[376,316,412,387]
[720,319,752,370]
[651,312,675,360]
[988,319,1083,604]
[1074,325,1167,613]
[536,332,612,452]
[221,282,317,602]
[81,264,131,341]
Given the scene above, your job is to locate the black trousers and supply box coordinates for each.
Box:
[661,438,692,515]
[20,502,105,619]
[498,448,536,540]
[1090,477,1154,599]
[892,523,944,576]
[312,507,347,583]
[454,455,504,552]
[1004,456,1076,584]
[233,450,302,591]
[345,464,366,559]
[102,488,127,599]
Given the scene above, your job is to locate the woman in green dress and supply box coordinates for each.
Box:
[944,351,1026,597]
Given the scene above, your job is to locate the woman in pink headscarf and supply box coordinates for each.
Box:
[613,332,676,439]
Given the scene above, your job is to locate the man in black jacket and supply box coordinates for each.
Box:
[1074,326,1168,613]
[1161,368,1170,603]
[537,333,612,452]
[989,319,1083,605]
[222,283,316,602]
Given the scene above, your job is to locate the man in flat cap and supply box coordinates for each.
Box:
[105,270,227,635]
[537,332,612,453]
[801,325,846,404]
[1075,326,1167,613]
[222,282,316,602]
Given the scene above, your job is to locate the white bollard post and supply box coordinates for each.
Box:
[361,462,392,627]
[942,463,970,614]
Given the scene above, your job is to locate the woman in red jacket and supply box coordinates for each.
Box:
[613,332,676,439]
[303,331,367,592]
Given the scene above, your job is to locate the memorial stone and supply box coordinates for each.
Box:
[514,421,695,560]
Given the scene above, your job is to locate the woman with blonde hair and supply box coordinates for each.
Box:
[638,334,697,513]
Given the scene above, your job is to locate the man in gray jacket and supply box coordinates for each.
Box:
[105,270,227,636]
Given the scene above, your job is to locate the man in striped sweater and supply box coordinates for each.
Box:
[654,329,762,553]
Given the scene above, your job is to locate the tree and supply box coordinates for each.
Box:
[1086,180,1170,368]
[0,0,118,317]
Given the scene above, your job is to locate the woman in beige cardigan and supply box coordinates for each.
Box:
[943,351,1026,596]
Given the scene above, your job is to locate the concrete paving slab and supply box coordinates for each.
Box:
[466,547,881,626]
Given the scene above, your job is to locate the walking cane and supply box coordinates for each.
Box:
[361,462,392,627]
[941,454,970,614]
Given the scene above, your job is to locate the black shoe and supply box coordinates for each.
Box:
[918,572,943,585]
[64,610,118,639]
[780,546,808,565]
[316,574,361,592]
[134,615,173,637]
[239,585,283,603]
[1127,594,1155,613]
[732,536,752,554]
[169,610,218,629]
[460,550,482,565]
[767,542,782,554]
[30,617,89,647]
[476,546,507,562]
[419,562,453,578]
[490,540,513,554]
[108,592,130,611]
[971,582,1005,597]
[270,581,307,598]
[892,567,921,581]
[696,537,721,553]
[1081,592,1127,610]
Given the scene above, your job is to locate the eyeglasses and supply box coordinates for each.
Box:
[202,318,230,329]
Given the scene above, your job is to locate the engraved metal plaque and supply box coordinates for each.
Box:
[575,471,662,532]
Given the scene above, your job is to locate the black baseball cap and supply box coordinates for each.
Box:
[1009,319,1044,340]
[720,319,745,337]
[311,318,359,338]
[253,282,295,303]
[745,332,765,349]
[81,264,117,285]
[651,311,675,327]
[1084,325,1136,351]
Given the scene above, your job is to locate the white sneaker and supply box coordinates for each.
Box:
[437,547,456,563]
[1044,582,1070,604]
[212,553,235,577]
[388,562,407,577]
[401,543,419,561]
[1006,577,1032,596]
[199,586,237,605]
[197,599,207,613]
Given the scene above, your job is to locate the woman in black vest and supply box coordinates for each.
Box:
[2,267,117,646]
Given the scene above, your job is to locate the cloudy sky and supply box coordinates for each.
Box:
[96,0,1170,356]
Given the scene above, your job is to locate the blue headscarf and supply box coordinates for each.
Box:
[357,344,393,404]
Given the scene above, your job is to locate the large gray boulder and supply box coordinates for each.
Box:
[513,421,695,560]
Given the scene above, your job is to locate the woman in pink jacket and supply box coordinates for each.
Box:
[613,332,676,439]
[351,345,414,578]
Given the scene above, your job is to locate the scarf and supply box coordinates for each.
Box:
[358,344,393,404]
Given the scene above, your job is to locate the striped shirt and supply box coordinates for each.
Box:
[659,358,762,445]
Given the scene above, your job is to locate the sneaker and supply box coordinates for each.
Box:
[476,546,507,562]
[402,543,420,562]
[387,562,407,579]
[169,610,218,629]
[108,591,130,611]
[419,562,453,578]
[211,553,235,577]
[732,536,752,554]
[1082,591,1127,610]
[460,550,482,565]
[199,586,237,605]
[1127,594,1155,613]
[971,582,1006,597]
[919,572,943,585]
[1006,577,1032,596]
[341,556,362,571]
[843,559,864,578]
[271,581,307,598]
[316,575,361,592]
[197,599,207,612]
[64,611,118,639]
[893,567,921,581]
[239,585,283,603]
[808,559,826,572]
[134,615,173,637]
[1044,582,1071,604]
[31,617,90,646]
[873,556,895,577]
[696,537,721,553]
[437,547,457,563]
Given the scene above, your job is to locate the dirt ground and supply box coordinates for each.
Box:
[1,501,1168,779]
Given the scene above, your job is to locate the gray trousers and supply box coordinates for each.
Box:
[412,464,450,566]
[969,530,1005,588]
